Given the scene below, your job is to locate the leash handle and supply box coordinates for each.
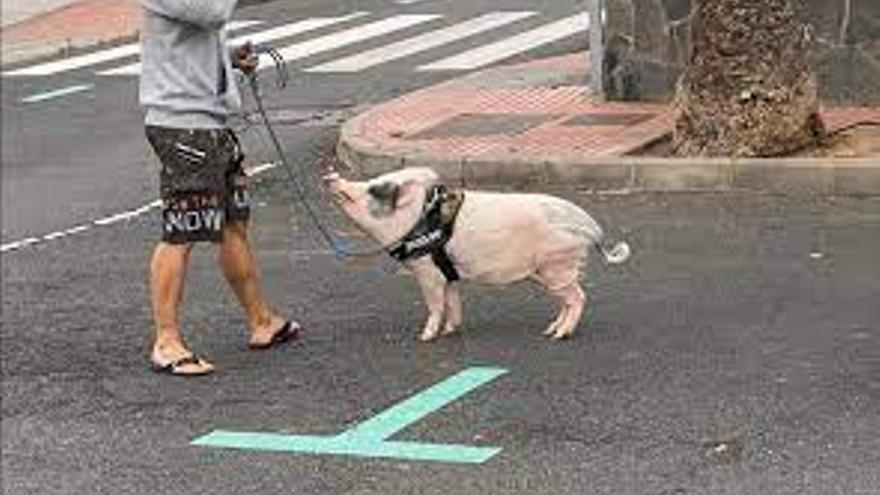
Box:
[247,42,289,89]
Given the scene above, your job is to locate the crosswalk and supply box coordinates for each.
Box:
[5,10,589,78]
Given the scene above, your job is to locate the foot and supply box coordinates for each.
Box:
[151,343,214,375]
[249,317,301,349]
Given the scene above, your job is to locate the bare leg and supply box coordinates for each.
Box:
[411,260,447,342]
[150,242,214,373]
[218,220,287,346]
[442,283,462,335]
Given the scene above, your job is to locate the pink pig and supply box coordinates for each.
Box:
[323,167,630,342]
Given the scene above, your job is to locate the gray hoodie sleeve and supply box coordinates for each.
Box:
[140,0,237,29]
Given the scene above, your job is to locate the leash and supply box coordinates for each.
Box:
[245,43,445,264]
[246,43,359,259]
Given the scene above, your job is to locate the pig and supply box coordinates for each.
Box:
[323,167,630,342]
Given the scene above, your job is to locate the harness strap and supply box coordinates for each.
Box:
[431,249,460,282]
[387,185,464,282]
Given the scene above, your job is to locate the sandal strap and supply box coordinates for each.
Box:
[167,355,203,368]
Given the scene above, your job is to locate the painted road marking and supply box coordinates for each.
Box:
[5,20,262,77]
[272,15,441,65]
[306,11,535,73]
[419,12,589,71]
[9,12,585,78]
[100,14,368,77]
[0,163,278,253]
[93,200,162,226]
[21,84,93,103]
[193,366,509,464]
[0,237,40,251]
[42,225,91,241]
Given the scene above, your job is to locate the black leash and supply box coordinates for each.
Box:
[246,43,457,265]
[247,43,357,259]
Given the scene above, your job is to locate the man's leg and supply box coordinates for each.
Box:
[218,219,289,346]
[150,241,215,373]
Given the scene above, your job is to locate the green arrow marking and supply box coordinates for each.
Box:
[192,366,508,464]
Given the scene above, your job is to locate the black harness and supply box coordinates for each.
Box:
[387,184,464,282]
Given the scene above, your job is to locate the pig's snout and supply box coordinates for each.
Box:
[323,173,356,203]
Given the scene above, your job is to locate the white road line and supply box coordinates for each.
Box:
[418,12,589,71]
[93,200,161,226]
[7,44,141,77]
[306,11,535,73]
[42,225,91,241]
[5,20,262,77]
[21,83,93,103]
[99,14,368,77]
[1,237,40,252]
[245,162,278,176]
[1,163,277,254]
[271,14,441,65]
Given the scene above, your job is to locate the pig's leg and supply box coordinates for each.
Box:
[411,261,447,342]
[442,283,462,335]
[534,257,584,339]
[542,306,568,336]
[548,283,585,340]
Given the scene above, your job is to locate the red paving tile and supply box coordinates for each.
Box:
[353,54,880,163]
[1,0,140,45]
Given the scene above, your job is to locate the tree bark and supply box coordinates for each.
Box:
[672,0,825,157]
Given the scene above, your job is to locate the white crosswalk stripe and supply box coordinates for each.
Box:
[418,12,589,71]
[4,11,588,78]
[4,20,262,77]
[305,11,535,73]
[100,12,369,76]
[270,14,440,65]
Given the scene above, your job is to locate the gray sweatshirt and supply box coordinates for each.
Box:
[139,0,241,129]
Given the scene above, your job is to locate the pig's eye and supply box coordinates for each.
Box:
[367,182,399,206]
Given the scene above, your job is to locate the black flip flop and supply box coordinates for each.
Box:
[249,321,301,350]
[151,355,214,376]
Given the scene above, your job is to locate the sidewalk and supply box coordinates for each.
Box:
[339,53,880,195]
[1,0,78,27]
[0,0,139,66]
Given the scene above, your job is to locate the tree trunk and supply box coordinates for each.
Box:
[672,0,825,157]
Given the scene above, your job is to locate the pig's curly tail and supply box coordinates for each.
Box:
[599,240,631,264]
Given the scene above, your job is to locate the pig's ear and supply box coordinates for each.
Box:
[394,179,423,209]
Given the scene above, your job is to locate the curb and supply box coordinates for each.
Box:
[338,129,880,195]
[337,74,880,197]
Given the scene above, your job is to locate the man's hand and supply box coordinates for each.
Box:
[232,42,259,74]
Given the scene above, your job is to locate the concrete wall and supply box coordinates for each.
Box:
[601,0,880,105]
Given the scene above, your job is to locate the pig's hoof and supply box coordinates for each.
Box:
[551,330,572,340]
[419,331,440,342]
[441,325,459,336]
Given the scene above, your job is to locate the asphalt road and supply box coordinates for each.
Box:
[2,1,880,494]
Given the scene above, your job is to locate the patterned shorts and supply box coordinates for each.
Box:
[145,126,250,243]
